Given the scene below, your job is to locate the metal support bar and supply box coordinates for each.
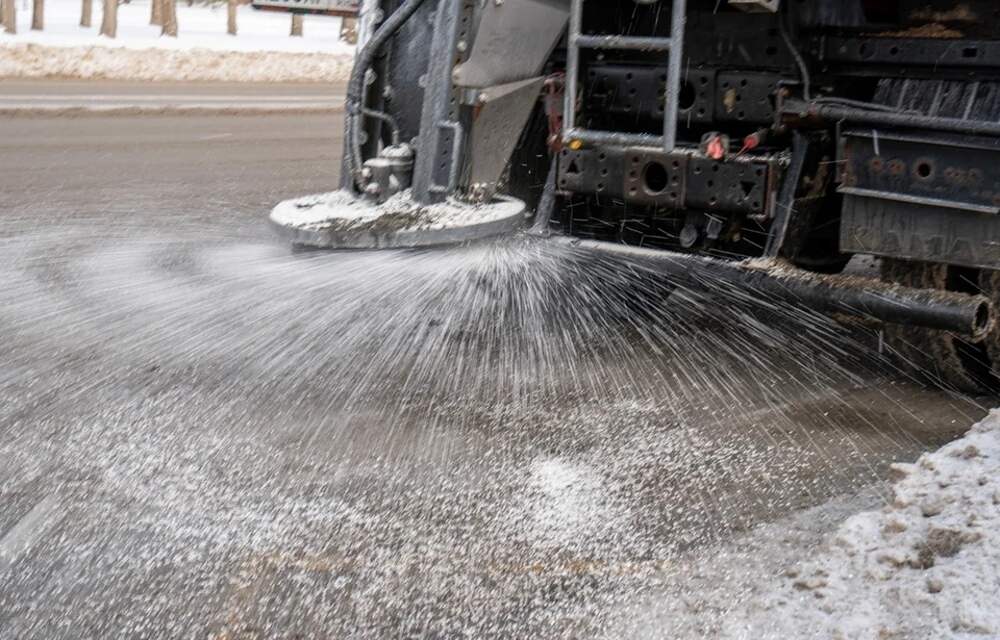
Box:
[782,98,1000,138]
[575,34,673,51]
[563,128,664,149]
[428,120,465,194]
[838,187,1000,216]
[563,0,584,149]
[663,0,686,151]
[551,236,992,339]
[764,131,809,257]
[563,0,687,153]
[411,0,463,204]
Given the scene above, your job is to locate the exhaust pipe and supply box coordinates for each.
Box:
[551,237,992,339]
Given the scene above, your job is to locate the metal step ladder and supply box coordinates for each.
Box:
[562,0,687,151]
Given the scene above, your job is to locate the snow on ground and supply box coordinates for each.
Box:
[0,43,353,81]
[741,409,1000,639]
[0,0,355,81]
[620,410,1000,639]
[1,0,354,53]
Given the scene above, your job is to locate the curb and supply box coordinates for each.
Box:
[0,104,345,117]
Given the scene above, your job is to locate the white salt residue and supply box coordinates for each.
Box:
[0,494,62,569]
[523,456,622,548]
[270,189,525,234]
[270,190,385,228]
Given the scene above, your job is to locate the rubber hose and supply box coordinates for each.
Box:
[343,0,428,191]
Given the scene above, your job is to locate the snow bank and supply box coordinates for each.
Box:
[0,43,352,82]
[1,0,354,53]
[0,0,355,81]
[735,409,1000,639]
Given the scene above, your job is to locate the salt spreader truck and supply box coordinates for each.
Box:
[270,0,1000,392]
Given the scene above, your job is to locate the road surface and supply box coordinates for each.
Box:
[0,80,344,113]
[0,83,991,638]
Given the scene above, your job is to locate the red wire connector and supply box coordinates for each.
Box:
[738,129,769,155]
[699,132,730,161]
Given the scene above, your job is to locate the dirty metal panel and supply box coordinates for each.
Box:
[583,65,715,128]
[622,150,768,213]
[563,146,770,214]
[585,65,668,127]
[841,195,1000,270]
[728,0,779,12]
[714,72,780,124]
[466,76,546,193]
[452,0,570,89]
[840,130,1000,215]
[685,156,768,215]
[681,10,793,68]
[816,36,1000,68]
[683,69,716,124]
[624,150,686,208]
[558,147,627,199]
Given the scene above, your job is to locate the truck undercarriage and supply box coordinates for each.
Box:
[273,0,1000,392]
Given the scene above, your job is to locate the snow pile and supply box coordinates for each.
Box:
[0,0,355,81]
[735,409,1000,639]
[0,42,353,82]
[270,189,526,233]
[1,0,354,53]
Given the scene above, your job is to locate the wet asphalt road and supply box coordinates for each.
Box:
[0,105,991,638]
[0,80,344,113]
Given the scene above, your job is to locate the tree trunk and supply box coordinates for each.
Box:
[161,0,176,36]
[30,0,41,29]
[339,16,357,44]
[290,12,302,37]
[150,0,161,25]
[2,0,16,35]
[99,0,116,37]
[226,0,236,35]
[80,0,92,27]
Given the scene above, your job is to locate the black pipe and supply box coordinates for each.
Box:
[343,0,428,191]
[781,98,1000,137]
[551,237,992,338]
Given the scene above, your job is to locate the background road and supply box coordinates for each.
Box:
[0,83,990,638]
[0,80,344,113]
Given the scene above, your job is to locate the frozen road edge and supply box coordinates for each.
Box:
[0,43,354,83]
[755,408,1000,638]
[627,409,1000,639]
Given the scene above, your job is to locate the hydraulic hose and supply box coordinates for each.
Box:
[343,0,428,191]
[781,98,1000,137]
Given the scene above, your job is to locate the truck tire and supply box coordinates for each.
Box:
[880,258,995,393]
